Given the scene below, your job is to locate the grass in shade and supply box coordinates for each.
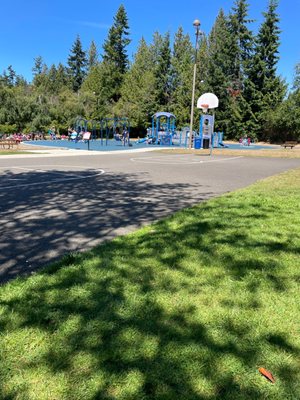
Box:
[0,169,299,399]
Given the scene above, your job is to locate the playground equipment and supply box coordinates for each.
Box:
[72,117,88,141]
[89,119,102,140]
[150,112,178,146]
[101,117,130,146]
[196,93,219,151]
[212,131,226,148]
[73,116,130,147]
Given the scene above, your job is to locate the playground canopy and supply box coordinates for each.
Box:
[152,112,176,119]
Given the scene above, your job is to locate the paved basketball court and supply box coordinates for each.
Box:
[0,149,299,283]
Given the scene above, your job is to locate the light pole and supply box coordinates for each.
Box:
[188,19,201,149]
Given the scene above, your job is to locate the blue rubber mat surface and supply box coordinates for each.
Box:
[23,140,277,151]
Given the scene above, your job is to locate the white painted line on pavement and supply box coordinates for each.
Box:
[130,156,243,165]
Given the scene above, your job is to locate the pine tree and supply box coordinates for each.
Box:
[169,27,194,126]
[32,56,48,88]
[67,35,87,92]
[46,64,58,94]
[150,32,172,109]
[103,4,130,73]
[116,37,157,128]
[207,10,234,134]
[56,63,70,90]
[226,0,254,138]
[88,40,98,70]
[229,0,254,88]
[292,62,300,91]
[246,0,286,139]
[32,56,44,76]
[2,65,16,87]
[102,4,130,103]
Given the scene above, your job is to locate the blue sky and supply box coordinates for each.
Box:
[0,0,299,88]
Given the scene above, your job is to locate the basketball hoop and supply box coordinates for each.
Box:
[197,93,219,111]
[200,104,209,113]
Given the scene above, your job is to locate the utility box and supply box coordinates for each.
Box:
[203,138,210,149]
[194,137,201,149]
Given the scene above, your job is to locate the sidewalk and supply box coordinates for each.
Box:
[0,145,161,159]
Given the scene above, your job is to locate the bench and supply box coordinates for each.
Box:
[281,141,298,149]
[0,140,20,149]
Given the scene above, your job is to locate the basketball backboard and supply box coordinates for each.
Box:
[197,93,219,111]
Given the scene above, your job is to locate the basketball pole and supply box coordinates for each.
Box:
[188,19,201,150]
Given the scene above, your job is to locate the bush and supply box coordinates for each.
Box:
[0,124,17,135]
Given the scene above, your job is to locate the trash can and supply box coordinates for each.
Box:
[194,137,201,149]
[203,138,210,149]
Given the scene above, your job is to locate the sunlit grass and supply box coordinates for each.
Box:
[158,147,300,158]
[0,168,299,399]
[0,151,37,155]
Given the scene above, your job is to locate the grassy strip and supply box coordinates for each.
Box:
[158,148,300,158]
[0,151,38,155]
[0,169,299,399]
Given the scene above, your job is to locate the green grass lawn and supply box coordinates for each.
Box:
[0,151,37,155]
[0,169,299,400]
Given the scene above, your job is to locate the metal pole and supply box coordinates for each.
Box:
[188,21,200,149]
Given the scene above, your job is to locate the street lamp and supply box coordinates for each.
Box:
[188,19,201,149]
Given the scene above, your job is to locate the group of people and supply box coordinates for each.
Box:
[1,132,44,142]
[115,128,130,145]
[239,136,252,146]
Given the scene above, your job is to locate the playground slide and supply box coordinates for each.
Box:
[136,137,148,144]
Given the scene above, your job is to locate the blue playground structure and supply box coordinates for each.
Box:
[149,112,179,146]
[190,114,226,150]
[212,131,227,148]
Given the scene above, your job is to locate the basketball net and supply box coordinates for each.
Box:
[201,104,209,113]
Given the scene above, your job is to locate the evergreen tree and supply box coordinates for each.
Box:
[102,4,130,103]
[32,57,48,88]
[67,35,87,92]
[264,60,300,142]
[116,37,157,128]
[32,56,44,76]
[56,63,71,90]
[15,75,27,87]
[169,27,194,126]
[226,0,254,138]
[46,64,58,94]
[150,32,172,108]
[81,61,117,117]
[103,4,130,74]
[1,65,17,87]
[7,65,17,86]
[246,0,286,139]
[229,0,254,87]
[292,62,300,91]
[207,10,234,134]
[88,40,98,70]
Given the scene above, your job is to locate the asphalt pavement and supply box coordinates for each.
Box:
[0,149,299,283]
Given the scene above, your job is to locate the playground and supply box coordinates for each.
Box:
[23,138,278,152]
[22,98,281,152]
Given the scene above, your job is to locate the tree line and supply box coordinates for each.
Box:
[0,0,299,142]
